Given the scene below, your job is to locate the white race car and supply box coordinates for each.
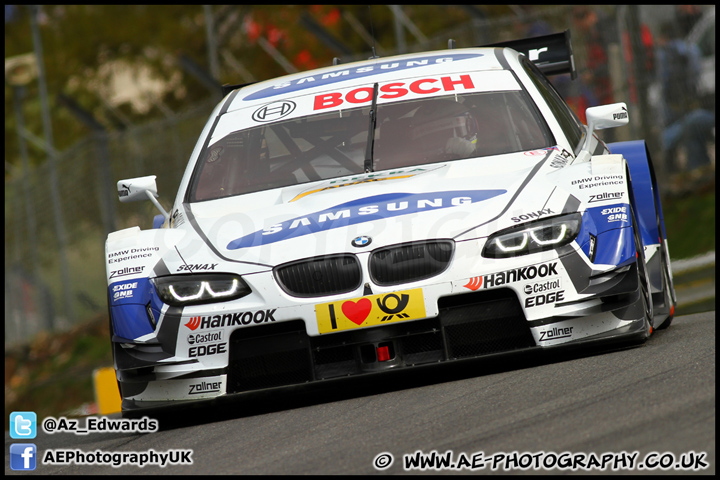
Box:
[107,32,676,413]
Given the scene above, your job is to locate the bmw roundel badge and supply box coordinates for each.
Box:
[351,236,372,248]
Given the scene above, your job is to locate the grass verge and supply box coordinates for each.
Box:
[4,314,112,430]
[661,188,715,260]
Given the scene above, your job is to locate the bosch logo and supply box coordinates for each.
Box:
[252,100,296,122]
[351,236,372,248]
[314,75,475,111]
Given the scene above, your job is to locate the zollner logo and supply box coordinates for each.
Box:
[589,192,624,203]
[252,100,296,122]
[539,326,573,341]
[109,266,144,279]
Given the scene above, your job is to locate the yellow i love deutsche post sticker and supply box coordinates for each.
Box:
[315,288,426,334]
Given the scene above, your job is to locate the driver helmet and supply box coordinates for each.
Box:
[411,99,479,158]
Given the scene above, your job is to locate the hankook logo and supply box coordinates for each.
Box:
[252,100,296,122]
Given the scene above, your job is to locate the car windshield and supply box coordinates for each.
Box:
[190,90,553,202]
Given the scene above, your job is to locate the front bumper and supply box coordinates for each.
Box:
[115,272,648,412]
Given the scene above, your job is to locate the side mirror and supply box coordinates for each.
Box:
[576,103,628,163]
[117,175,158,203]
[585,103,629,131]
[117,175,169,223]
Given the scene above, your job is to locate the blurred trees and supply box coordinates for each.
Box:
[5,5,508,177]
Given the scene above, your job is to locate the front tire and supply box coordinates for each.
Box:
[654,240,675,330]
[631,205,653,335]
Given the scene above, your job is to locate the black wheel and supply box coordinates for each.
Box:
[106,290,124,409]
[630,205,653,334]
[654,239,676,330]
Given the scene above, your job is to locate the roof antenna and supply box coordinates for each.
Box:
[368,6,379,59]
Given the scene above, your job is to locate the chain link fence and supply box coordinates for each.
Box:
[5,100,215,345]
[4,5,715,346]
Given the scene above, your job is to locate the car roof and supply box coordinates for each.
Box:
[225,47,510,112]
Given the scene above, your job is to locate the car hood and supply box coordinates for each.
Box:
[184,152,556,267]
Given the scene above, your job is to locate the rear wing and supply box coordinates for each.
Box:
[221,82,255,97]
[483,30,576,80]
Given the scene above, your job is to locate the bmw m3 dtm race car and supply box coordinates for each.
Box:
[106,31,676,413]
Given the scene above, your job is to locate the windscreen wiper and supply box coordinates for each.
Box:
[363,83,379,173]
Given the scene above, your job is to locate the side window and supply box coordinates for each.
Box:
[520,57,585,152]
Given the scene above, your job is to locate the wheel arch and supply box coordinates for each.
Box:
[609,140,673,303]
[607,140,664,248]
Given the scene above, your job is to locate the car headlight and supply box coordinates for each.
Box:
[482,213,582,258]
[152,273,251,306]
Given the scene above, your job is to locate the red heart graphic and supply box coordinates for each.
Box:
[341,298,372,325]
